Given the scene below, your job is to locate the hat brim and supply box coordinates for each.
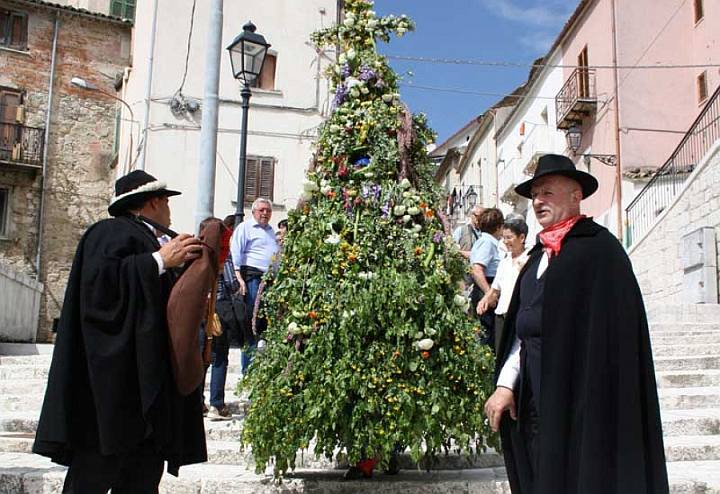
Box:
[108,189,181,217]
[515,169,598,199]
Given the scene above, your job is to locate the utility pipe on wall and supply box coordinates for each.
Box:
[35,13,60,277]
[137,0,159,171]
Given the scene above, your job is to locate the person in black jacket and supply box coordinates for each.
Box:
[484,154,668,494]
[33,170,207,493]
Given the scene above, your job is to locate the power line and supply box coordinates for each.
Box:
[176,0,198,95]
[400,83,560,101]
[387,54,720,70]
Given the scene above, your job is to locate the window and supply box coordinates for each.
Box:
[110,0,136,20]
[250,53,277,91]
[693,0,704,23]
[0,187,9,237]
[244,156,275,203]
[0,88,22,162]
[0,9,28,50]
[577,46,590,98]
[697,71,708,103]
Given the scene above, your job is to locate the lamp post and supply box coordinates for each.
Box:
[71,76,138,172]
[227,21,270,225]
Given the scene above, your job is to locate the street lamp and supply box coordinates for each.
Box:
[71,76,138,172]
[565,125,582,155]
[465,185,478,209]
[227,21,271,224]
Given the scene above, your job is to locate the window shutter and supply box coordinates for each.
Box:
[0,11,9,46]
[110,1,122,17]
[259,158,274,200]
[244,157,259,203]
[259,54,276,90]
[9,13,26,49]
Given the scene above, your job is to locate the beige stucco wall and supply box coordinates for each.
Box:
[629,141,720,311]
[120,0,339,233]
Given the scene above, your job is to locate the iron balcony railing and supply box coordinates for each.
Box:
[0,121,45,168]
[625,83,720,246]
[556,67,597,130]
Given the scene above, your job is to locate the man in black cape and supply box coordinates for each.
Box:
[484,154,669,494]
[33,170,207,493]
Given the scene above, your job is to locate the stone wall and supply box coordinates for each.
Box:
[0,2,131,341]
[629,141,720,311]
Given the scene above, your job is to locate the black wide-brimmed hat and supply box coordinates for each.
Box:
[514,154,598,199]
[108,170,181,217]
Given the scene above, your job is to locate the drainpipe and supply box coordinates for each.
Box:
[137,0,159,171]
[610,0,623,241]
[35,13,60,276]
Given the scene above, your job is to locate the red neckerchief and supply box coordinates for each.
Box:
[538,215,585,258]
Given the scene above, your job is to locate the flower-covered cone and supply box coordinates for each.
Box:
[241,0,497,477]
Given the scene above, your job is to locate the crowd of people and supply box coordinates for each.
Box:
[31,153,669,493]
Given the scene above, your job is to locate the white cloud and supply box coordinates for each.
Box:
[480,0,573,28]
[519,31,556,53]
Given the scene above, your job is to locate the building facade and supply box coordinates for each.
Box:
[117,0,341,233]
[0,0,131,341]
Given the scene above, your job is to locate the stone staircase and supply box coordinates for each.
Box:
[1,304,719,493]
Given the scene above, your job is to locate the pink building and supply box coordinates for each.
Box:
[555,0,719,236]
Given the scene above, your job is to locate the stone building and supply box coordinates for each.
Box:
[0,0,131,341]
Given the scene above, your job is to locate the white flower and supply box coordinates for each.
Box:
[367,19,378,28]
[402,191,411,198]
[302,180,319,193]
[321,185,332,195]
[402,215,412,223]
[454,294,467,307]
[338,53,347,64]
[382,94,393,103]
[397,27,407,36]
[350,88,360,98]
[344,18,355,27]
[418,338,434,351]
[287,322,301,335]
[407,206,421,215]
[393,205,406,216]
[363,172,374,178]
[347,48,357,60]
[346,77,361,89]
[358,271,376,280]
[412,224,422,233]
[325,233,341,245]
[399,178,412,189]
[361,86,369,95]
[425,327,437,336]
[300,191,313,201]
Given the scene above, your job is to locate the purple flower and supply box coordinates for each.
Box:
[381,202,391,218]
[374,78,386,89]
[341,63,351,79]
[359,64,376,82]
[433,231,444,244]
[332,83,348,109]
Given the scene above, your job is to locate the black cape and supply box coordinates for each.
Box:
[496,218,668,494]
[33,216,207,475]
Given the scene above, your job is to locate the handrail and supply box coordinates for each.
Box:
[625,83,720,246]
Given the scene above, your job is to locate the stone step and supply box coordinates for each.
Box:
[0,365,49,380]
[652,344,720,358]
[648,304,720,324]
[666,461,720,494]
[659,387,720,410]
[0,354,52,366]
[0,343,54,356]
[650,323,720,334]
[654,355,720,372]
[1,452,720,494]
[662,409,720,436]
[0,378,47,395]
[665,435,720,462]
[652,333,720,346]
[657,370,720,388]
[0,412,39,434]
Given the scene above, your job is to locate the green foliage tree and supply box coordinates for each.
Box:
[241,0,497,477]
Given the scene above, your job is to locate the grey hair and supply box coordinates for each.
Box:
[251,198,272,211]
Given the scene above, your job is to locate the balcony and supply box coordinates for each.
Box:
[0,122,44,170]
[556,68,597,130]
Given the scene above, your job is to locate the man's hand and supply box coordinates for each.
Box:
[158,233,202,268]
[235,270,247,297]
[477,296,490,315]
[484,386,517,432]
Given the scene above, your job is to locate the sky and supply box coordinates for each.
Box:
[374,0,576,145]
